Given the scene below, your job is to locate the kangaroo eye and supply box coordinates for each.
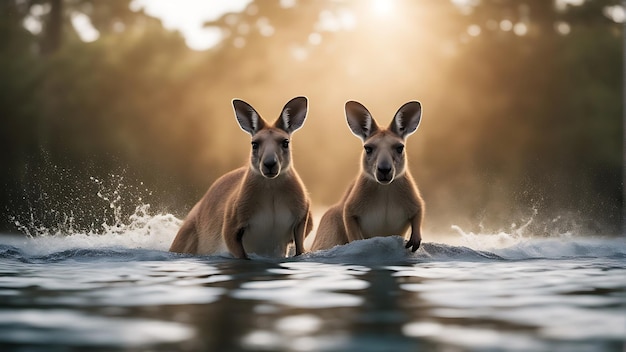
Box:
[364,146,373,154]
[396,145,404,154]
[282,139,289,149]
[251,142,259,150]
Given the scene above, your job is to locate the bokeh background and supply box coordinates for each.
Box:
[1,0,623,237]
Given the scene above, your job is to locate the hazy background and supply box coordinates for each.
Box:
[1,0,623,237]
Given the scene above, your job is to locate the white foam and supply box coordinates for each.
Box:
[449,224,626,259]
[301,236,411,263]
[4,204,625,263]
[300,232,626,263]
[5,204,180,257]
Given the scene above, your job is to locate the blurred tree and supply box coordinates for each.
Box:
[0,0,622,236]
[41,0,62,55]
[1,0,210,232]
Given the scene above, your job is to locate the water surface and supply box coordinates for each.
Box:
[0,214,624,351]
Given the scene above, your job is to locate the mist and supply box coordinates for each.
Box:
[1,0,622,237]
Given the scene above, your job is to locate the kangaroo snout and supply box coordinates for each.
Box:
[261,155,279,178]
[376,160,393,184]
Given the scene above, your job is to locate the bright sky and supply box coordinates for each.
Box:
[48,0,391,50]
[130,0,252,50]
[127,0,393,50]
[34,0,624,51]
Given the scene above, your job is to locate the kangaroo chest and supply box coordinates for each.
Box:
[356,191,410,238]
[243,193,296,257]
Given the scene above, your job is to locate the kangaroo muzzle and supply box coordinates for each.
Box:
[261,155,280,178]
[375,159,394,184]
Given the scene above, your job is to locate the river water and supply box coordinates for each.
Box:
[0,207,625,351]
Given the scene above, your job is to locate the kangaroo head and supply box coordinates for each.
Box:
[232,96,308,179]
[345,100,422,185]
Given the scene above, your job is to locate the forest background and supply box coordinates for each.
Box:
[1,0,623,237]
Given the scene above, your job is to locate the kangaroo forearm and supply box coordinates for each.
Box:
[224,226,248,259]
[293,218,307,256]
[345,216,363,242]
[406,209,423,252]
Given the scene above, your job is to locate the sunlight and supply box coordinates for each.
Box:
[555,21,571,35]
[22,4,48,35]
[130,0,252,50]
[71,12,99,42]
[370,0,395,17]
[316,9,356,32]
[604,5,625,23]
[467,24,481,37]
[23,15,42,35]
[513,22,528,36]
[555,0,585,11]
[499,19,513,31]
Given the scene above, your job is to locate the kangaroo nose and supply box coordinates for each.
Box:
[377,165,392,175]
[262,157,279,178]
[264,158,277,169]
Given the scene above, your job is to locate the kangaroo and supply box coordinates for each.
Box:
[310,100,424,252]
[170,96,312,259]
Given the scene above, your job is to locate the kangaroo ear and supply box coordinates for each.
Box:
[233,99,266,135]
[345,101,379,141]
[389,101,421,139]
[274,96,308,134]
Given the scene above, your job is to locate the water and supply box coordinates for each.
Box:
[1,206,625,351]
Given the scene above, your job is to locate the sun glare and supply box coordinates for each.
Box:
[131,0,252,50]
[370,0,395,17]
[71,12,100,42]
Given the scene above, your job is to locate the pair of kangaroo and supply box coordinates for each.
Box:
[169,96,424,259]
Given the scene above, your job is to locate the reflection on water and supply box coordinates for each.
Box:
[0,234,625,351]
[395,260,626,351]
[0,309,194,347]
[233,262,369,308]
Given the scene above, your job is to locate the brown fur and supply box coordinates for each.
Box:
[170,97,312,259]
[310,100,424,252]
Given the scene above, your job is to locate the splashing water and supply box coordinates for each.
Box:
[2,172,625,351]
[5,169,626,260]
[8,172,180,256]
